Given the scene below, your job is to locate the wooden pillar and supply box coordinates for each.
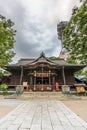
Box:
[52,76,55,85]
[30,76,33,85]
[52,75,55,90]
[34,70,36,90]
[34,76,36,90]
[30,75,33,90]
[41,67,43,91]
[49,70,51,91]
[62,66,66,85]
[20,66,23,85]
[49,70,51,85]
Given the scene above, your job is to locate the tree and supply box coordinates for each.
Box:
[63,0,87,64]
[0,15,16,68]
[66,57,78,64]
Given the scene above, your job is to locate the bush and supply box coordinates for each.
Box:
[0,84,8,95]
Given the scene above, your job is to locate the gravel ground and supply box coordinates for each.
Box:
[63,100,87,123]
[0,95,23,119]
[0,106,16,119]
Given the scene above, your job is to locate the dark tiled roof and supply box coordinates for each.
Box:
[7,52,86,70]
[8,59,34,67]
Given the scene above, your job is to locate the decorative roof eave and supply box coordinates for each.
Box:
[24,62,58,69]
[7,65,21,70]
[25,52,58,67]
[7,62,86,70]
[61,65,86,71]
[26,61,57,66]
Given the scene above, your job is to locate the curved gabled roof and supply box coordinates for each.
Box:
[25,52,57,66]
[7,52,86,71]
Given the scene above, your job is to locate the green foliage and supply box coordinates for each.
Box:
[0,84,8,95]
[75,69,87,82]
[66,57,78,64]
[0,15,16,68]
[0,72,3,81]
[63,0,87,64]
[81,70,87,81]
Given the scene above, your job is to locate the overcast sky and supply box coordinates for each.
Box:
[0,0,79,62]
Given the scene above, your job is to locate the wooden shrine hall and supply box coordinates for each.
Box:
[7,52,85,91]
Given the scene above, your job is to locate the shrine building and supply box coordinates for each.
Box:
[6,52,85,91]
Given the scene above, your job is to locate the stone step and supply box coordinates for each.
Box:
[23,91,62,95]
[5,91,81,100]
[20,91,65,100]
[19,91,81,100]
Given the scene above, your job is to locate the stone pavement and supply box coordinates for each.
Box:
[0,99,87,130]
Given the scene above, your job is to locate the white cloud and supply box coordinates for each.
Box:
[0,0,80,63]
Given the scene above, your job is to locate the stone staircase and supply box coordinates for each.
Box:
[5,91,82,100]
[19,91,81,100]
[22,91,62,98]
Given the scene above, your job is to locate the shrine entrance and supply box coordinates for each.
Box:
[31,65,56,91]
[36,77,49,85]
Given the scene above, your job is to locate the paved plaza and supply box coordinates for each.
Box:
[0,99,87,130]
